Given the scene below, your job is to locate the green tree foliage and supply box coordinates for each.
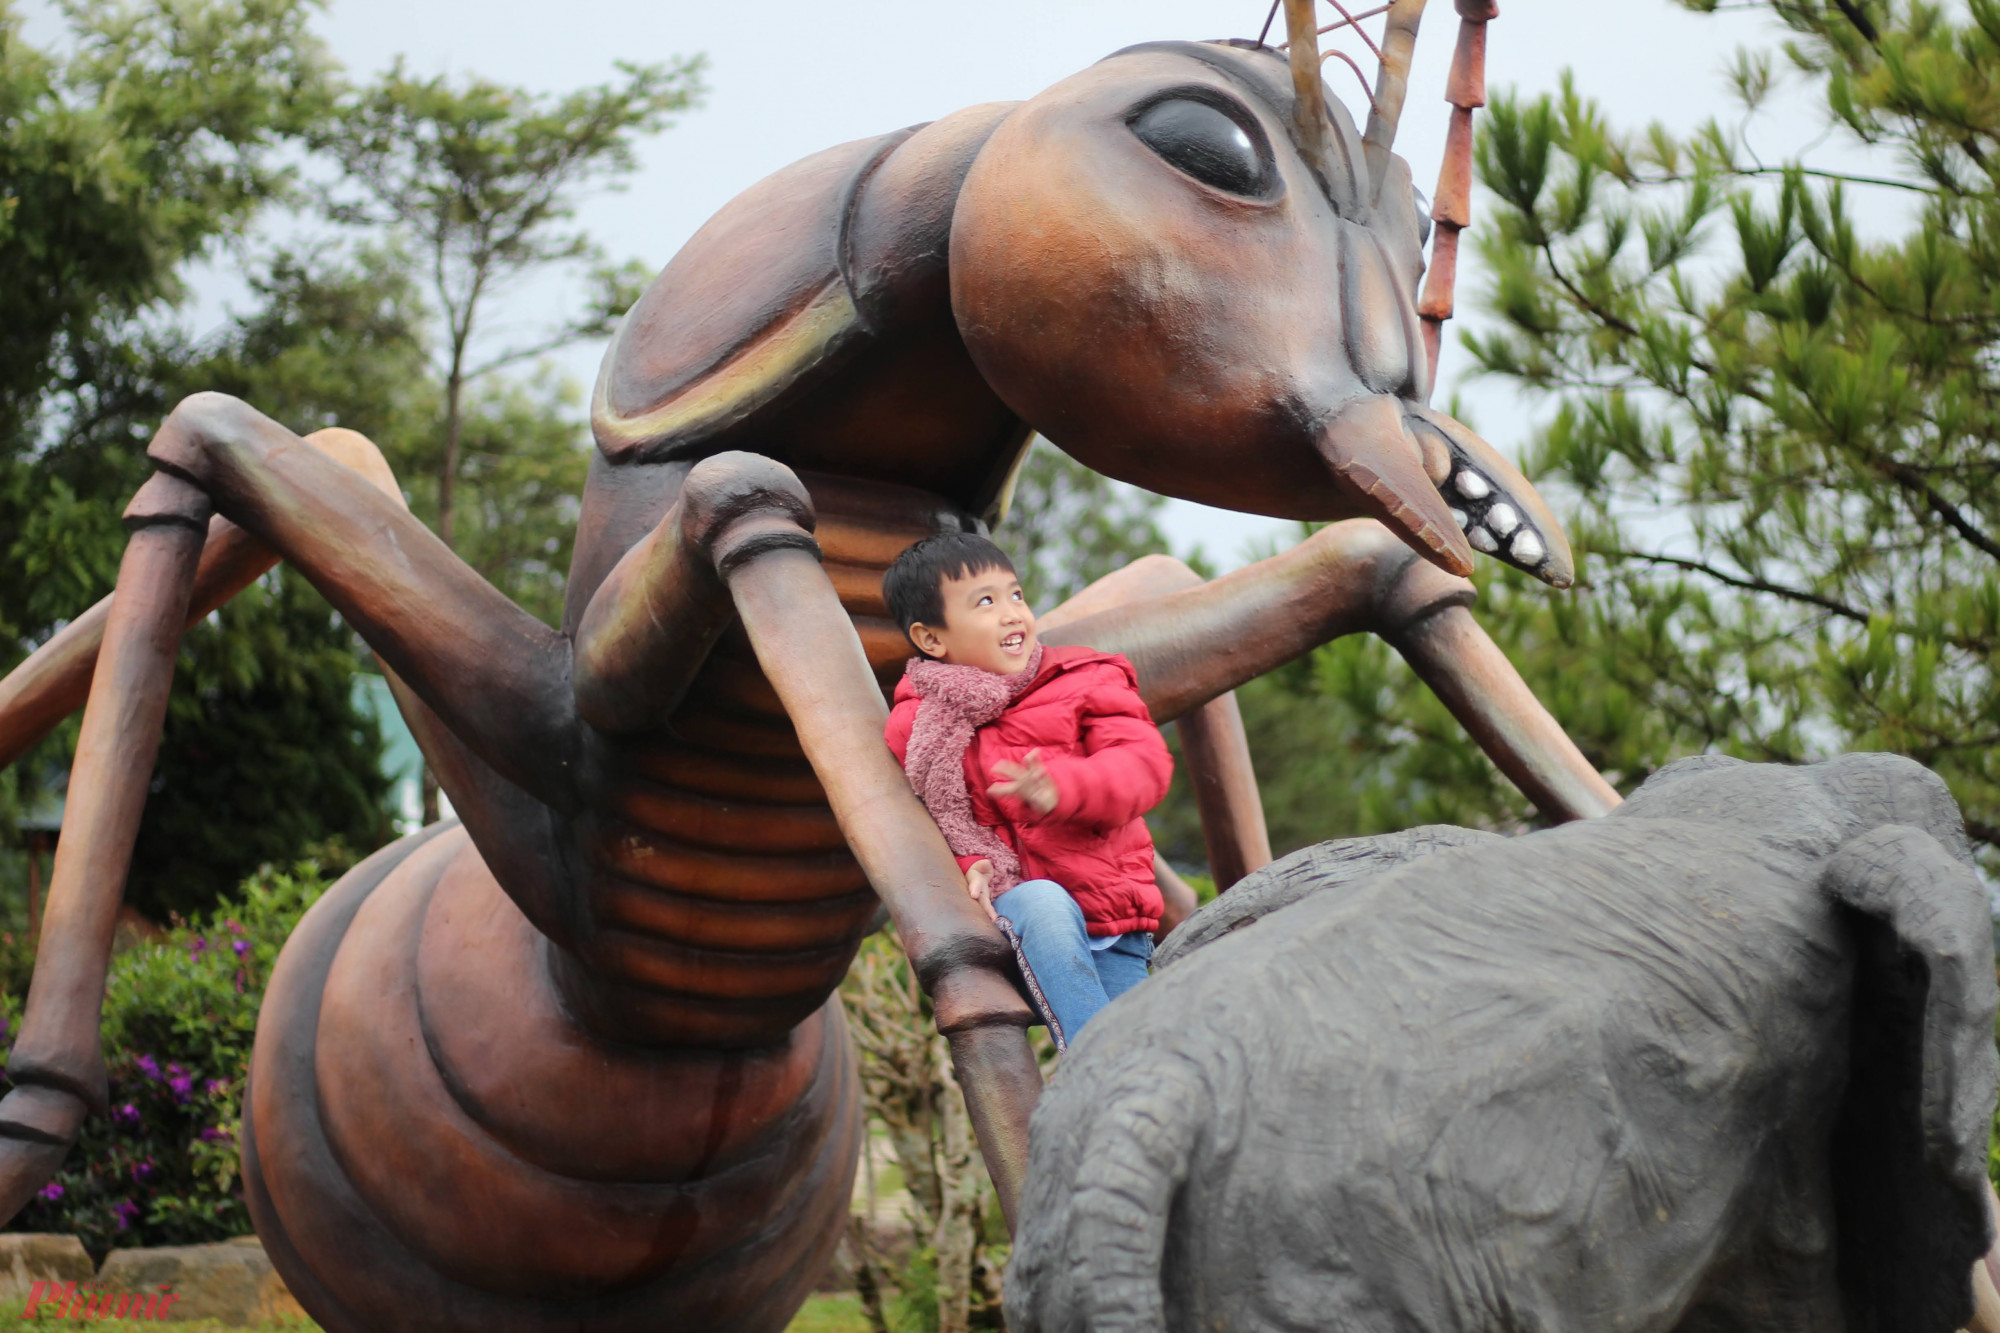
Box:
[313,57,706,554]
[0,0,395,919]
[1186,0,2000,864]
[1453,0,2000,856]
[15,257,402,922]
[311,57,707,817]
[397,372,590,629]
[0,0,331,444]
[3,0,707,907]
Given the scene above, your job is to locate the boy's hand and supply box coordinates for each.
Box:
[989,749,1059,816]
[965,859,998,922]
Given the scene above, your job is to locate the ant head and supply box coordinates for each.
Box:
[949,38,1571,587]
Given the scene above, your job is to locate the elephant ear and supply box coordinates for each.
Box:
[1821,824,1999,1333]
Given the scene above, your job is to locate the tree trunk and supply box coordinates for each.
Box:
[425,334,469,827]
[847,1214,892,1333]
[932,1060,981,1333]
[439,359,464,552]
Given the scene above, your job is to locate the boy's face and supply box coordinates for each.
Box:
[908,566,1039,675]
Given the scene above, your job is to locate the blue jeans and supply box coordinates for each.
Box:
[993,879,1152,1040]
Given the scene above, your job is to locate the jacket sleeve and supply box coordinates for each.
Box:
[1035,669,1174,830]
[884,698,917,765]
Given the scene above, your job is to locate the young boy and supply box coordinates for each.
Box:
[881,531,1173,1042]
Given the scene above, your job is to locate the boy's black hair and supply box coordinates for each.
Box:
[882,532,1019,654]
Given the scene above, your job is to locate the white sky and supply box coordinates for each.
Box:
[34,0,1894,566]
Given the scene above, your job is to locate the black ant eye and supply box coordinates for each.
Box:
[1131,98,1273,198]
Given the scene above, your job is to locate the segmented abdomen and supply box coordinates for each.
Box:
[573,473,971,1047]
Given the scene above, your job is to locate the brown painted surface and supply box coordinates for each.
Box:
[0,30,1624,1333]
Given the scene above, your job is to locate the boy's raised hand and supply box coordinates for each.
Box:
[965,859,999,922]
[989,749,1059,816]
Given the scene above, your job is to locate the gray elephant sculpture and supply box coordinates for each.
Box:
[1005,754,2000,1333]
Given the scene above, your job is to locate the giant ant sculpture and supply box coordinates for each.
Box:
[0,2,1621,1328]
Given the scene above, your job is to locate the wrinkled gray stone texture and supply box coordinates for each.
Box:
[1007,755,1999,1333]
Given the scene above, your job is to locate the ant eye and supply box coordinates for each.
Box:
[1131,97,1274,198]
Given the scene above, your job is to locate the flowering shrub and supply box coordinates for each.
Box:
[1,863,329,1255]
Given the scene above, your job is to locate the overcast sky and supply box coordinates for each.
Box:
[36,0,1879,565]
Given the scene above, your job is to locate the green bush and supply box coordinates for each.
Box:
[1,863,328,1256]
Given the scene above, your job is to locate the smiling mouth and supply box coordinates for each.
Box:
[1001,633,1027,652]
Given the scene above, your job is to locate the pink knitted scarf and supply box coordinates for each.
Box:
[900,647,1046,894]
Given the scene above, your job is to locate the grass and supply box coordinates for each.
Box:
[17,1318,315,1330]
[786,1293,872,1332]
[12,1295,869,1330]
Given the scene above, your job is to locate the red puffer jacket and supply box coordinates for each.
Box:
[885,645,1173,937]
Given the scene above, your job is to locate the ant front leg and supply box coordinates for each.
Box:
[1043,519,1619,824]
[143,395,580,937]
[584,451,1044,1228]
[144,395,578,812]
[0,429,399,772]
[0,474,210,1219]
[0,396,586,1214]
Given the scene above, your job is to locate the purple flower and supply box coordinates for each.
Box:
[111,1198,140,1230]
[113,1103,141,1128]
[231,939,250,959]
[205,1079,227,1098]
[131,1159,158,1184]
[226,920,243,935]
[199,1126,232,1144]
[167,1075,193,1104]
[36,1182,62,1202]
[189,936,207,957]
[135,1054,161,1081]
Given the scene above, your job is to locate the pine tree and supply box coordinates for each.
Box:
[1223,0,2000,867]
[1466,0,2000,859]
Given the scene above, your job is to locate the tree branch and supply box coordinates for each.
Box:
[1863,454,2000,561]
[1638,162,1932,194]
[1831,0,1879,42]
[1605,547,1873,623]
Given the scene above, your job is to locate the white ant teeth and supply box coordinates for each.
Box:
[1485,503,1520,537]
[1509,529,1546,565]
[1468,526,1499,554]
[1450,508,1468,531]
[1453,470,1491,500]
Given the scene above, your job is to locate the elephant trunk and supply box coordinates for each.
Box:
[1007,1057,1210,1333]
